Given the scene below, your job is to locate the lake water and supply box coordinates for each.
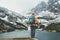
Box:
[0,30,60,40]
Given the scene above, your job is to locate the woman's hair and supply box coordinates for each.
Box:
[32,13,35,15]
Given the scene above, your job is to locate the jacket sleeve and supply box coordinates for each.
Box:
[35,17,40,23]
[26,18,29,22]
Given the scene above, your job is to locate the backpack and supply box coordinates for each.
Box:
[29,16,35,24]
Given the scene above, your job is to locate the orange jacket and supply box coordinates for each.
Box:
[26,17,40,27]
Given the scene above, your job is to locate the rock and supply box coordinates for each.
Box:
[0,38,37,40]
[52,30,56,32]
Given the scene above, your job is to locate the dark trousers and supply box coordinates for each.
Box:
[30,26,35,38]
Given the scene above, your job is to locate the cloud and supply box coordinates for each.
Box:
[0,0,48,14]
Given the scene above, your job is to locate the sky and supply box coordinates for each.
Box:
[0,0,48,14]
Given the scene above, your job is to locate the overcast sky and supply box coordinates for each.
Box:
[0,0,48,14]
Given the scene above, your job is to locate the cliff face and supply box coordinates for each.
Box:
[31,1,48,15]
[0,7,27,33]
[46,23,60,32]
